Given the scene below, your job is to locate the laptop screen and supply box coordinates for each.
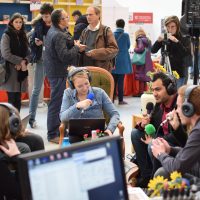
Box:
[18,136,128,200]
[68,118,105,136]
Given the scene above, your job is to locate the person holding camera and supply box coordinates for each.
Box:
[151,15,191,89]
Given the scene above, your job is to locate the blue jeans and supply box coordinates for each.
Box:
[176,77,185,89]
[131,128,153,178]
[47,77,66,140]
[29,60,44,121]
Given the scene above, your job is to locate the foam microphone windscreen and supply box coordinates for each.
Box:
[145,124,156,137]
[87,93,94,100]
[146,102,154,115]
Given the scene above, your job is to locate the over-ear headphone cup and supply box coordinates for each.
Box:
[9,114,20,135]
[167,82,177,95]
[182,103,194,117]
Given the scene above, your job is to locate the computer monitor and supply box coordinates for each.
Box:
[18,136,128,200]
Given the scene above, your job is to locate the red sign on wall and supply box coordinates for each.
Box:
[129,12,153,24]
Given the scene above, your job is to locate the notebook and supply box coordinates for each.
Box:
[68,118,105,137]
[18,136,129,200]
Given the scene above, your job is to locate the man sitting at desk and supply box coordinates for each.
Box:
[60,66,120,143]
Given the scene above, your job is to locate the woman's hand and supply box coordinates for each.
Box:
[20,60,27,71]
[15,64,21,70]
[104,129,112,136]
[76,99,92,110]
[168,35,179,43]
[0,139,20,157]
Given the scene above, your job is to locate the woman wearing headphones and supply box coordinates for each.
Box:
[60,66,120,143]
[0,103,45,199]
[152,85,200,179]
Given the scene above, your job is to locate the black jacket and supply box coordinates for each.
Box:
[43,26,79,78]
[30,19,50,63]
[151,34,190,77]
[0,153,21,200]
[73,15,88,40]
[136,95,188,147]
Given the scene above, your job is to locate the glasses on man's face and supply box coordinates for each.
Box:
[61,16,70,20]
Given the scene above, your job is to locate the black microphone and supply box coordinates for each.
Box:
[146,102,154,116]
[160,112,173,126]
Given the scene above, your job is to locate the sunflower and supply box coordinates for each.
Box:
[148,176,168,197]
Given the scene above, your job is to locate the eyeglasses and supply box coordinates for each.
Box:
[61,16,70,20]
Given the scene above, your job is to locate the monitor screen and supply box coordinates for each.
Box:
[18,136,128,200]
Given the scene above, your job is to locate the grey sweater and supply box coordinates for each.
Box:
[158,119,200,177]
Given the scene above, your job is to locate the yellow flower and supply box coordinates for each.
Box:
[170,171,182,181]
[148,176,168,190]
[172,71,180,79]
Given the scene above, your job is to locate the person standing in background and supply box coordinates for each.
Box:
[28,3,54,128]
[151,15,190,88]
[43,9,86,143]
[0,13,29,112]
[134,28,153,96]
[72,10,88,40]
[112,19,132,105]
[78,5,118,72]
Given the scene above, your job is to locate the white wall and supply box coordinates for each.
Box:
[102,0,182,44]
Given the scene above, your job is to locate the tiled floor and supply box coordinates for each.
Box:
[20,96,141,155]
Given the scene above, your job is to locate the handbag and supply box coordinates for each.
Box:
[132,48,147,65]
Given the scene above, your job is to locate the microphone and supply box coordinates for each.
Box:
[160,112,173,126]
[87,93,94,101]
[145,124,156,137]
[146,102,154,117]
[81,93,95,114]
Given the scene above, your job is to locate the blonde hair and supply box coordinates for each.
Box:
[135,28,146,40]
[68,66,89,83]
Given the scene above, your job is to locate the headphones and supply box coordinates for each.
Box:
[165,74,177,95]
[0,103,21,135]
[182,85,198,117]
[67,67,92,89]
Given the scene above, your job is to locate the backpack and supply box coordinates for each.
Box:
[103,26,119,68]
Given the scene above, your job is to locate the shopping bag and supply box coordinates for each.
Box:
[132,49,146,65]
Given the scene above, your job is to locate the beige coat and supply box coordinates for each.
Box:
[79,24,119,72]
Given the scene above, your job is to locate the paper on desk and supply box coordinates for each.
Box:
[128,187,149,200]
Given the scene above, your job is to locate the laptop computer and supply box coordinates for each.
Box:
[18,136,129,200]
[21,113,30,128]
[68,118,105,137]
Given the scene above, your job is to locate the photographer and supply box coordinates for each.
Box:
[151,15,191,88]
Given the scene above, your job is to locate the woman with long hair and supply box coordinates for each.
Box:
[0,13,29,111]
